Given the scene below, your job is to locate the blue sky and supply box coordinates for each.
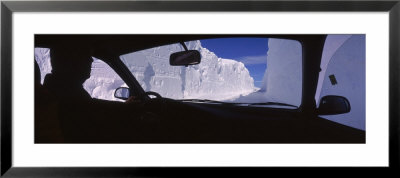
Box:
[200,38,269,88]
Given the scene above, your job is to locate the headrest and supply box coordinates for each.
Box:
[49,46,94,74]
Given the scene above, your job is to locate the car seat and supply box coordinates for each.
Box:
[35,60,64,143]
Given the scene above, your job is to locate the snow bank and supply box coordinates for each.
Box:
[317,35,366,130]
[34,48,52,84]
[35,41,256,102]
[35,50,127,101]
[120,40,255,101]
[315,35,352,102]
[231,39,302,106]
[83,58,127,101]
[261,39,302,106]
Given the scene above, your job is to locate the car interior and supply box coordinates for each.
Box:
[34,34,365,143]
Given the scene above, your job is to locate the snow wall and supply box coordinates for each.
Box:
[34,48,52,84]
[82,58,127,101]
[261,39,302,106]
[35,41,256,101]
[232,39,302,106]
[316,35,366,130]
[35,39,302,105]
[119,40,255,101]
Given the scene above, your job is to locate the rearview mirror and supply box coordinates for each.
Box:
[114,87,130,100]
[317,95,351,115]
[170,50,201,66]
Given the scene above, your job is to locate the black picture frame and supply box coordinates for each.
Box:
[1,0,399,176]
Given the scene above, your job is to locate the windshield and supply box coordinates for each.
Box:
[120,37,302,107]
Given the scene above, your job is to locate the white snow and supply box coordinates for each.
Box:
[229,38,303,106]
[34,39,303,106]
[83,58,127,101]
[120,40,256,101]
[34,36,365,130]
[315,35,352,102]
[316,35,366,130]
[34,48,52,84]
[35,41,257,102]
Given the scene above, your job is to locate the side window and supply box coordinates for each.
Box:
[34,48,127,102]
[83,58,127,102]
[317,35,366,130]
[34,48,52,84]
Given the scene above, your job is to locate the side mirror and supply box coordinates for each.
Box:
[114,87,130,100]
[317,95,351,115]
[170,50,201,66]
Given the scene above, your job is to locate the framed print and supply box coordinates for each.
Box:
[1,0,399,176]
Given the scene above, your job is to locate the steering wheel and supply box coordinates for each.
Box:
[145,91,162,99]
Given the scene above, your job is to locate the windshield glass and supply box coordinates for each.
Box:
[120,37,302,107]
